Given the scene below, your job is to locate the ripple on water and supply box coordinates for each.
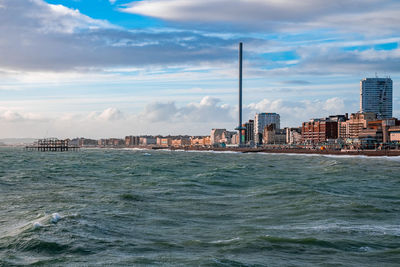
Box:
[0,148,399,266]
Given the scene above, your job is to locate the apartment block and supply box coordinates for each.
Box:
[302,119,338,144]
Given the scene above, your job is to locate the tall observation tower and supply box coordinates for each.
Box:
[235,42,246,146]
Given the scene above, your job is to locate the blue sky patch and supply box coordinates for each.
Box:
[261,51,299,62]
[45,0,162,29]
[374,42,398,50]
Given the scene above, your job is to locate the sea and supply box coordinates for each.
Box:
[0,147,399,266]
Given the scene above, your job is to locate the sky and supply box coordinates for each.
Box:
[0,0,399,138]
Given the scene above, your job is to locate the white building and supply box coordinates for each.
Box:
[360,77,393,118]
[254,113,280,144]
[285,127,302,144]
[210,129,226,145]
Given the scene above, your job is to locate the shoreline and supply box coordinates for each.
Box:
[13,145,400,156]
[168,147,400,157]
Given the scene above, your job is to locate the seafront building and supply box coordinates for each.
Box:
[285,128,302,144]
[63,77,397,150]
[243,120,254,145]
[125,136,140,146]
[190,136,211,147]
[210,129,238,146]
[139,136,157,146]
[262,124,286,144]
[98,138,124,147]
[254,113,280,144]
[70,138,97,147]
[388,126,400,142]
[360,77,393,118]
[171,137,191,148]
[337,112,377,139]
[301,118,339,144]
[157,137,172,147]
[210,129,226,145]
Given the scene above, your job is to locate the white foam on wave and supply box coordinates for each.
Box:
[322,154,400,161]
[359,246,373,252]
[123,147,151,152]
[265,222,400,236]
[32,222,43,229]
[0,212,68,239]
[209,237,241,244]
[51,213,62,224]
[256,152,321,157]
[255,152,400,161]
[175,150,242,154]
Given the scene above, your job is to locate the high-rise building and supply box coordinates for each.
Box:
[254,113,280,144]
[360,77,393,118]
[243,119,254,144]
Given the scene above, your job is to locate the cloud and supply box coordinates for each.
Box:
[0,97,236,137]
[122,0,400,35]
[0,0,398,78]
[0,96,372,138]
[0,110,46,122]
[280,80,312,85]
[140,102,178,122]
[139,96,234,123]
[0,0,239,72]
[246,97,348,127]
[123,0,360,22]
[1,110,24,122]
[266,47,400,76]
[88,108,124,121]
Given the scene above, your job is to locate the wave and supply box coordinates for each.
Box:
[122,147,151,152]
[181,150,242,154]
[262,235,335,247]
[261,223,400,237]
[254,152,400,161]
[168,149,400,160]
[209,237,241,244]
[230,234,377,252]
[184,234,375,253]
[0,213,68,240]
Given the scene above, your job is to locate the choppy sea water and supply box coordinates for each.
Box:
[0,148,399,266]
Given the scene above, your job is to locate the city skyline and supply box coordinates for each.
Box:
[0,0,399,138]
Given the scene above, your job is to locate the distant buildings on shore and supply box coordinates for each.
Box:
[254,113,280,144]
[67,77,397,151]
[361,77,392,118]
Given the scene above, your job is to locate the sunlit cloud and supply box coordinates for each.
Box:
[0,0,398,137]
[123,0,400,35]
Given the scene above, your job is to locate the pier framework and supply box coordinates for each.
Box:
[25,138,79,152]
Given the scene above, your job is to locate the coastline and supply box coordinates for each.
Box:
[168,147,400,157]
[16,144,400,157]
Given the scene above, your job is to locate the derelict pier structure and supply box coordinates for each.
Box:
[25,138,79,152]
